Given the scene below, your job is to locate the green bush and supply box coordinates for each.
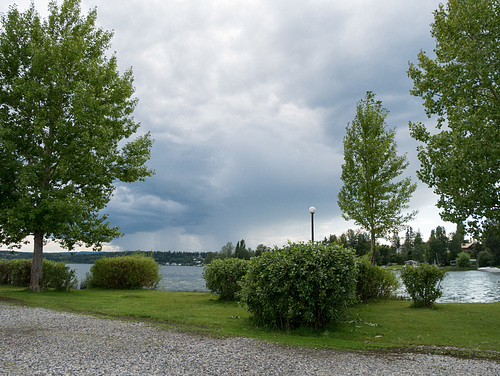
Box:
[457,252,471,267]
[87,255,161,289]
[0,259,31,286]
[239,242,358,330]
[0,259,76,290]
[0,261,8,285]
[356,256,399,302]
[400,263,446,308]
[202,257,249,300]
[43,260,77,290]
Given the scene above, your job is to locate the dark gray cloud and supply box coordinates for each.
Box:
[9,0,456,252]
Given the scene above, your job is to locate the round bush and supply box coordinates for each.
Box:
[239,242,358,329]
[87,255,161,289]
[356,255,399,302]
[457,252,471,267]
[202,258,249,300]
[400,263,446,308]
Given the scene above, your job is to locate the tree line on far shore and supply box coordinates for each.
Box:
[323,222,500,267]
[0,250,207,266]
[207,220,500,268]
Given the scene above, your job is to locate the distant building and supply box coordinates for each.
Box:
[405,260,418,266]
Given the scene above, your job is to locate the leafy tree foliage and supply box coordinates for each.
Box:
[205,239,267,263]
[234,239,250,260]
[427,226,448,265]
[412,232,427,263]
[219,242,235,258]
[477,250,494,267]
[402,227,416,261]
[376,244,396,266]
[408,0,500,235]
[482,220,500,266]
[0,1,153,291]
[323,229,371,257]
[448,223,466,263]
[338,91,417,263]
[254,244,268,257]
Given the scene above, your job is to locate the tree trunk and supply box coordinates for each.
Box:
[30,229,44,292]
[370,230,376,264]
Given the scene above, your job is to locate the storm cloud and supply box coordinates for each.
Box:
[7,0,454,252]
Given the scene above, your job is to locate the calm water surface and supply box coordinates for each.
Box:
[68,264,500,302]
[394,269,500,303]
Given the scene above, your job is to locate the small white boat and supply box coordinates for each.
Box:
[477,267,500,273]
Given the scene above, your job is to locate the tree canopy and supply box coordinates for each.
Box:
[0,0,154,291]
[408,0,500,236]
[338,91,417,263]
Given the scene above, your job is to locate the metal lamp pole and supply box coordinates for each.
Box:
[309,206,316,242]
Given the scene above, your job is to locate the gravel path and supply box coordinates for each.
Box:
[0,302,499,375]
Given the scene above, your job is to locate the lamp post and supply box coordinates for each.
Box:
[309,206,316,242]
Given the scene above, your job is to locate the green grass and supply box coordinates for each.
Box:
[1,286,499,359]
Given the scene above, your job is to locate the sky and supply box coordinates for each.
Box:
[5,0,459,253]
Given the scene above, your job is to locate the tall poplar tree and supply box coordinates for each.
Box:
[408,0,500,236]
[0,0,154,291]
[338,92,417,264]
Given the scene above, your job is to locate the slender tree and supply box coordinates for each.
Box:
[338,91,417,263]
[0,0,154,291]
[427,226,448,265]
[412,231,427,263]
[449,223,466,262]
[234,239,250,260]
[408,0,500,236]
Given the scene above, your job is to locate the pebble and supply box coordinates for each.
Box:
[0,302,499,375]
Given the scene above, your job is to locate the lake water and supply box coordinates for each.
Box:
[68,264,500,302]
[395,269,500,303]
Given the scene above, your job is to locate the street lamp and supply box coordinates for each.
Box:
[309,206,316,242]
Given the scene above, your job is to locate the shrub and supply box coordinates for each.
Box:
[0,259,76,290]
[457,252,471,267]
[202,257,249,300]
[239,242,357,330]
[400,263,446,308]
[43,260,77,291]
[87,255,161,289]
[0,259,32,287]
[356,255,399,302]
[10,259,32,286]
[0,261,8,285]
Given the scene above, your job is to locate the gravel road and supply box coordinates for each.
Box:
[0,302,499,375]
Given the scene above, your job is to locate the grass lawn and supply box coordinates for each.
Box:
[1,286,499,359]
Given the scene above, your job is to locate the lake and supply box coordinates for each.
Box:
[395,269,500,303]
[68,264,500,302]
